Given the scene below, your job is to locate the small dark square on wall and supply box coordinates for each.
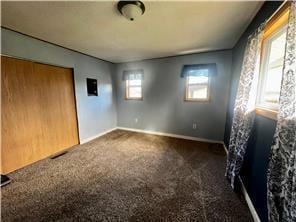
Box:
[86,78,98,96]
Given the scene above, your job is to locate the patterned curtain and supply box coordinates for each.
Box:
[267,2,296,221]
[225,24,265,189]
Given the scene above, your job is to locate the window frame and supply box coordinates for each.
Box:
[125,79,143,100]
[255,2,290,120]
[184,76,210,102]
[257,24,287,111]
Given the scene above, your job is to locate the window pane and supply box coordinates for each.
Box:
[128,79,141,86]
[188,85,208,99]
[269,31,286,65]
[263,66,282,103]
[188,76,208,84]
[128,86,142,98]
[259,26,287,108]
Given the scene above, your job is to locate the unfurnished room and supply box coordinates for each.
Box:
[0,1,295,222]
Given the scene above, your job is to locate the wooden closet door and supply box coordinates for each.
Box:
[1,56,79,174]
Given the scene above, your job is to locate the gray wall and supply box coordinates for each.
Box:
[1,27,117,142]
[114,50,232,141]
[1,27,232,143]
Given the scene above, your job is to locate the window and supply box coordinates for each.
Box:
[181,64,216,102]
[122,69,143,100]
[256,3,290,119]
[126,79,142,99]
[185,75,210,101]
[257,26,287,110]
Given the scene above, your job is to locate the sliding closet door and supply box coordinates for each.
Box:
[1,56,79,174]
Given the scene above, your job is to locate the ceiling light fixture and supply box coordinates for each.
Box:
[117,1,145,21]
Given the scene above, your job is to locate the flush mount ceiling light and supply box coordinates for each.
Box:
[117,1,145,21]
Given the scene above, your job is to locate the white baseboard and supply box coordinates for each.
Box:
[116,126,223,144]
[222,142,260,222]
[81,126,224,145]
[80,127,117,144]
[239,176,261,222]
[222,142,228,154]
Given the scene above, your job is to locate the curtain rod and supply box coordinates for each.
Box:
[247,1,289,39]
[265,1,289,25]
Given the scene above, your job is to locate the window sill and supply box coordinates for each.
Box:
[255,107,278,120]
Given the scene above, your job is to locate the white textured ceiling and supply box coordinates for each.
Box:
[1,1,263,63]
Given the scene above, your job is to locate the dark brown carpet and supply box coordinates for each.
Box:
[1,130,252,222]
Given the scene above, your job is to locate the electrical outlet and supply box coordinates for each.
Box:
[193,123,197,130]
[135,118,138,123]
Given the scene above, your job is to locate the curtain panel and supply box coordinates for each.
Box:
[225,24,265,189]
[267,2,296,221]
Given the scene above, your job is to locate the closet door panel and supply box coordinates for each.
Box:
[1,56,79,174]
